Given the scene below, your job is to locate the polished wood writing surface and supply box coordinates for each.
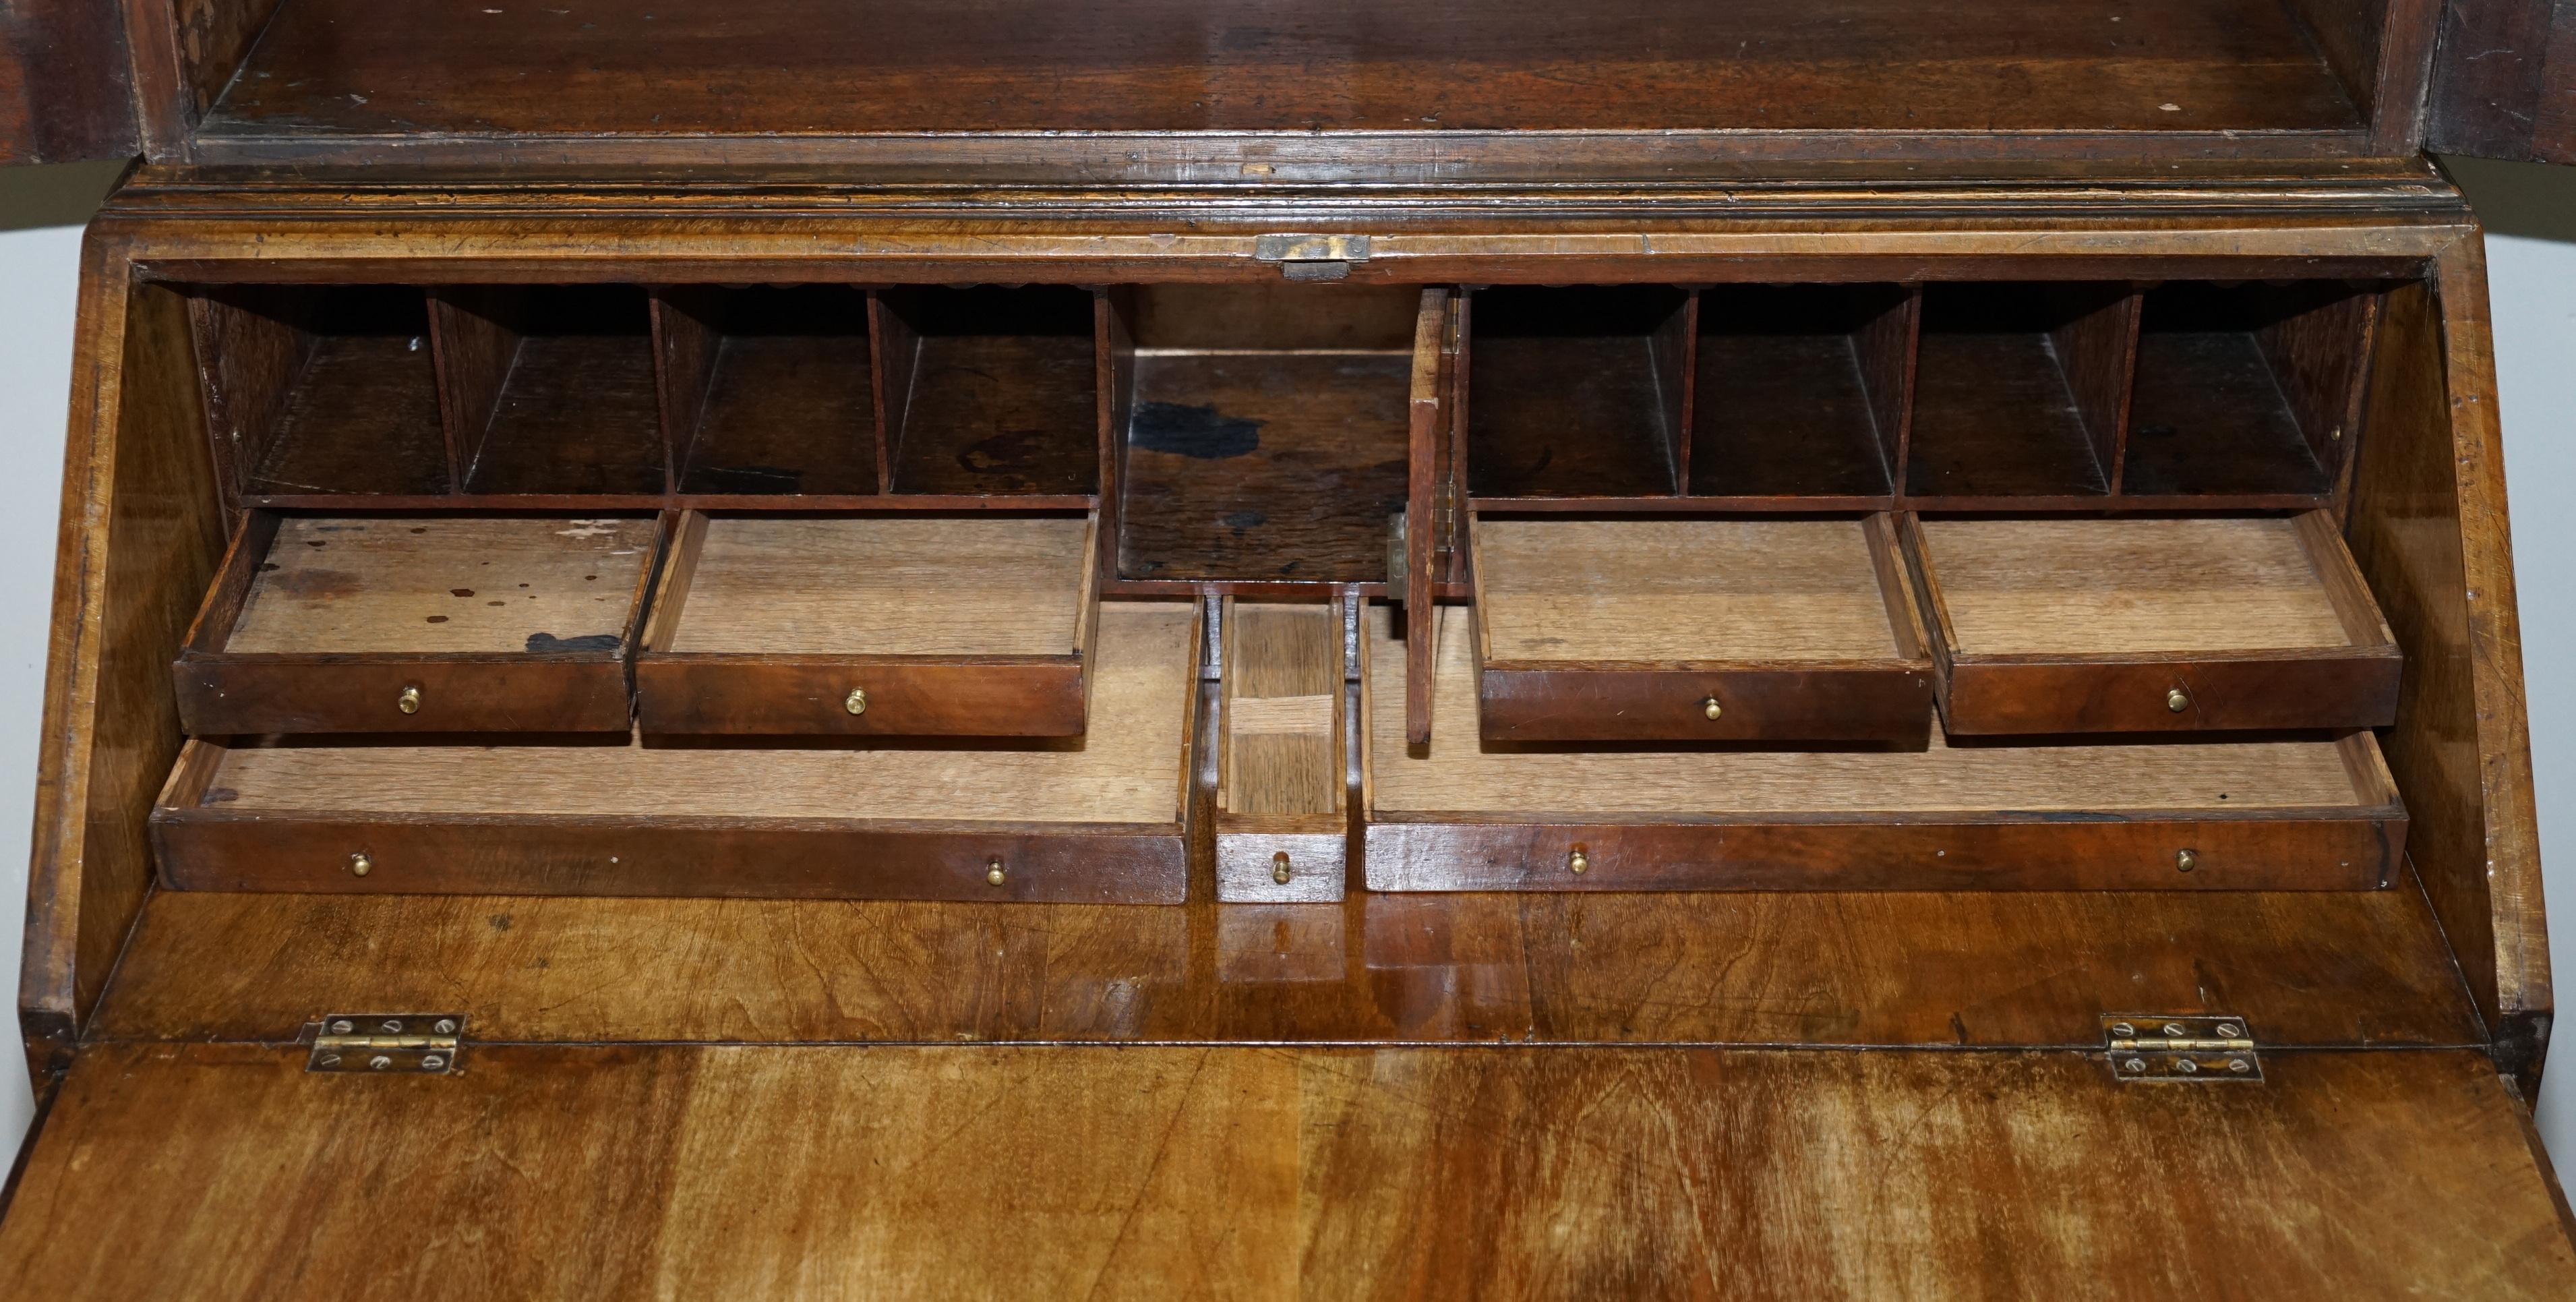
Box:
[3,1044,2569,1299]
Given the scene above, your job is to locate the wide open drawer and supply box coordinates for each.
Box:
[1902,511,2401,736]
[1367,607,2403,892]
[1470,514,1934,743]
[634,510,1100,736]
[171,512,665,735]
[150,602,1197,902]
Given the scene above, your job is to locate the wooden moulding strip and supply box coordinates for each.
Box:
[151,601,1203,904]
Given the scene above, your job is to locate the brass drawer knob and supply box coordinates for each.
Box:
[845,687,868,716]
[348,852,373,878]
[396,686,422,715]
[1271,851,1292,885]
[2176,848,2198,872]
[985,857,1006,887]
[2165,687,2190,713]
[1702,696,1723,721]
[1568,848,1590,875]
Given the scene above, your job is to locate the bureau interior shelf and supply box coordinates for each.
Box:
[1465,286,1689,499]
[443,285,667,496]
[2124,281,2381,497]
[659,285,878,497]
[1363,607,2404,893]
[882,286,1100,497]
[1905,282,2133,500]
[1689,285,1913,499]
[152,602,1200,901]
[1114,284,1418,583]
[192,284,448,498]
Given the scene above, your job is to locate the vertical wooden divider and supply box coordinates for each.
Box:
[426,285,524,495]
[1098,287,1137,595]
[184,287,323,505]
[2050,285,2143,495]
[1404,287,1453,746]
[1655,289,1696,494]
[650,288,720,497]
[2258,287,2387,509]
[869,289,921,494]
[1858,284,1921,502]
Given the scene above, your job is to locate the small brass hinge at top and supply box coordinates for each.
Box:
[1253,233,1371,282]
[307,1013,465,1075]
[1385,512,1409,603]
[2103,1013,2260,1083]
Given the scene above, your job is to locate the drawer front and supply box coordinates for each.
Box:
[1478,665,1934,744]
[151,814,1187,904]
[173,657,633,735]
[1942,655,2403,736]
[1364,815,2402,893]
[634,657,1088,736]
[1214,829,1348,903]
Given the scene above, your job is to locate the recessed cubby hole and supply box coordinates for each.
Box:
[1689,285,1911,498]
[1466,285,1688,498]
[880,285,1098,496]
[2122,281,2376,497]
[1907,282,2135,498]
[1116,282,1417,583]
[658,285,878,496]
[440,285,666,496]
[191,284,448,497]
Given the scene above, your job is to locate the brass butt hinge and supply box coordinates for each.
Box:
[1254,233,1371,282]
[307,1013,465,1075]
[2103,1014,2260,1083]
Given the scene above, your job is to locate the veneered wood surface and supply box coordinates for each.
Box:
[0,0,137,165]
[91,865,2487,1047]
[665,514,1087,655]
[1476,518,1898,662]
[5,1044,2571,1301]
[2427,0,2576,163]
[1221,600,1343,818]
[1918,516,2357,655]
[198,0,2366,146]
[1117,351,1410,583]
[1377,608,2368,817]
[226,516,657,653]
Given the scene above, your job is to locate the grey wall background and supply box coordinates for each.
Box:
[0,157,2569,1162]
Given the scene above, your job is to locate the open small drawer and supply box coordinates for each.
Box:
[172,512,665,735]
[1215,597,1349,902]
[1470,514,1934,743]
[634,510,1100,736]
[1901,511,2401,736]
[1366,608,2405,892]
[150,603,1200,902]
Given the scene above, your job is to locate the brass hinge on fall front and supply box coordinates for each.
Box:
[1385,512,1408,603]
[1253,233,1371,282]
[2103,1014,2260,1083]
[307,1013,465,1074]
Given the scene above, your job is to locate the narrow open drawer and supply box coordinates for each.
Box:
[1901,511,2401,736]
[635,510,1099,736]
[172,512,664,735]
[1470,514,1934,743]
[1216,597,1349,902]
[150,603,1199,902]
[1365,608,2404,892]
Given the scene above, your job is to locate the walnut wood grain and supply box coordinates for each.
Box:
[4,1044,2570,1299]
[1216,597,1349,902]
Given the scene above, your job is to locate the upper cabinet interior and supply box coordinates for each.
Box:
[21,0,2576,173]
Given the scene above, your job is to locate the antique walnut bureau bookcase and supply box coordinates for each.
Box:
[3,0,2576,1294]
